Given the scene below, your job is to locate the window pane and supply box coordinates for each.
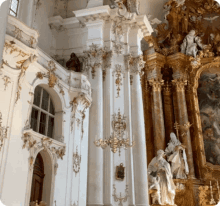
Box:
[10,0,19,16]
[49,99,55,115]
[31,108,39,132]
[41,89,49,111]
[10,10,16,16]
[47,116,54,138]
[33,86,42,107]
[39,112,47,135]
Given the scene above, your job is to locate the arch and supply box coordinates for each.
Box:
[25,147,56,206]
[29,79,68,141]
[191,61,220,170]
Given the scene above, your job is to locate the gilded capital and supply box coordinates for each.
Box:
[149,78,164,92]
[172,78,187,92]
[162,82,172,95]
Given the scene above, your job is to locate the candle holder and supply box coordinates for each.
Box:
[210,181,216,205]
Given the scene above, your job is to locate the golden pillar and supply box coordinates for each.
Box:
[144,81,154,164]
[162,82,175,143]
[172,78,195,179]
[149,77,166,153]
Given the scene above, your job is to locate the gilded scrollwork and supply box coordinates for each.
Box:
[0,112,9,152]
[4,41,28,57]
[2,76,11,90]
[113,64,123,98]
[112,184,129,206]
[73,146,81,176]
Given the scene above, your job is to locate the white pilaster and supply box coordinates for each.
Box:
[103,52,113,206]
[124,56,135,206]
[0,0,11,64]
[130,64,149,206]
[87,64,104,206]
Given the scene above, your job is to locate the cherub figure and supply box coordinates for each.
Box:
[149,175,161,205]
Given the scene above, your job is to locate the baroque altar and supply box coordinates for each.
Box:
[142,0,220,205]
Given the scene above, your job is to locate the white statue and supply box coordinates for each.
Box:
[149,175,161,205]
[180,30,204,58]
[148,150,176,205]
[115,0,136,20]
[165,133,189,179]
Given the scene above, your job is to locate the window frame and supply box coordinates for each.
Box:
[30,86,55,139]
[9,0,20,17]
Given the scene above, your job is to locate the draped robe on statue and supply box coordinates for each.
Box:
[165,137,189,179]
[148,156,176,205]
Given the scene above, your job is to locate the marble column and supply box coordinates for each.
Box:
[0,0,11,65]
[148,77,166,153]
[124,55,135,206]
[144,82,154,164]
[172,78,195,179]
[87,50,104,206]
[18,0,34,27]
[130,56,149,206]
[103,52,113,206]
[162,83,175,143]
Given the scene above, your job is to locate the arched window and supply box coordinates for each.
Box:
[30,86,55,138]
[9,0,19,17]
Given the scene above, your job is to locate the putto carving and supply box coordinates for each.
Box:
[73,146,81,176]
[0,112,9,152]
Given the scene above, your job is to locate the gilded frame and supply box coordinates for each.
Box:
[190,60,220,176]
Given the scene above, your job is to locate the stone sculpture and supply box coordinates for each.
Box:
[180,30,205,58]
[148,150,176,205]
[66,53,81,72]
[165,132,189,179]
[115,0,136,20]
[149,175,161,205]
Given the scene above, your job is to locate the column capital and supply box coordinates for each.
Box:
[102,50,113,70]
[148,78,164,92]
[83,43,105,79]
[162,82,172,95]
[129,55,145,74]
[172,78,187,92]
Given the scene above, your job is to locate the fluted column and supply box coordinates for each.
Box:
[148,77,166,153]
[86,45,104,206]
[130,56,149,206]
[162,83,175,143]
[0,0,11,65]
[172,78,195,179]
